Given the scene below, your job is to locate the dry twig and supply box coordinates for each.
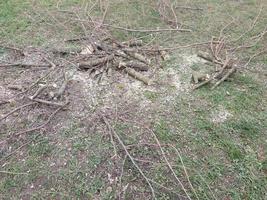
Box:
[148,128,192,200]
[102,117,156,199]
[0,102,37,122]
[12,101,68,137]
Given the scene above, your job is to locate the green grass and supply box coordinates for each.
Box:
[1,0,267,199]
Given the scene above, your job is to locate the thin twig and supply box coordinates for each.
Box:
[0,139,34,162]
[29,97,66,107]
[232,5,263,43]
[0,171,28,175]
[0,102,37,122]
[169,144,199,200]
[30,85,47,99]
[148,128,192,200]
[104,116,118,158]
[175,5,203,11]
[118,155,127,200]
[148,178,188,199]
[212,66,236,89]
[12,101,68,137]
[74,18,192,32]
[102,117,156,199]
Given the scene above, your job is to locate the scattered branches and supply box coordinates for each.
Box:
[193,6,266,90]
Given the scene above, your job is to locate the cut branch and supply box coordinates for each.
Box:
[78,55,114,69]
[124,67,152,85]
[102,117,156,199]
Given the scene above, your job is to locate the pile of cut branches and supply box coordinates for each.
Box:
[0,34,166,141]
[192,6,266,90]
[70,37,159,85]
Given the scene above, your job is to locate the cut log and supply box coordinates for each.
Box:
[125,67,152,85]
[124,49,151,64]
[78,55,114,69]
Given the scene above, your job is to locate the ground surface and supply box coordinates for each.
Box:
[0,0,267,200]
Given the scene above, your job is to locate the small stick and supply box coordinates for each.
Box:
[0,140,33,162]
[118,155,127,200]
[148,178,188,199]
[100,1,109,27]
[232,5,263,43]
[148,129,192,200]
[212,66,236,89]
[175,5,203,11]
[98,21,192,33]
[169,144,199,200]
[0,102,37,122]
[0,171,28,175]
[130,41,217,52]
[0,63,51,68]
[29,85,47,99]
[75,18,192,32]
[210,37,215,58]
[125,67,152,85]
[0,44,22,52]
[214,37,225,60]
[103,116,117,158]
[170,3,179,28]
[242,48,267,69]
[29,98,66,107]
[102,117,156,199]
[197,51,224,66]
[10,59,57,99]
[214,56,231,80]
[193,77,213,90]
[12,101,68,137]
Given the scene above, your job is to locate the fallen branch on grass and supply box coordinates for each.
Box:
[77,18,192,33]
[0,102,37,122]
[175,5,203,11]
[124,67,152,85]
[212,65,236,89]
[148,128,192,200]
[29,85,47,99]
[102,116,156,199]
[12,101,69,137]
[0,171,28,175]
[0,63,51,68]
[29,97,67,107]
